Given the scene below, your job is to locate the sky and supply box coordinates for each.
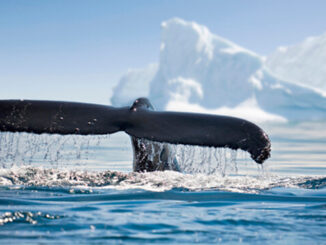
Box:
[1,0,326,104]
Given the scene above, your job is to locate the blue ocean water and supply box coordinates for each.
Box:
[0,122,325,244]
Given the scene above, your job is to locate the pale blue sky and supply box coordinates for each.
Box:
[1,0,326,104]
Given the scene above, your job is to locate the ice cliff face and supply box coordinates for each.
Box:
[266,33,326,94]
[150,19,262,110]
[111,18,326,122]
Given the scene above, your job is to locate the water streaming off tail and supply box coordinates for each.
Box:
[0,132,260,176]
[0,132,108,168]
[136,138,256,176]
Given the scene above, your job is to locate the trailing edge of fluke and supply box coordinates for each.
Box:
[0,98,271,165]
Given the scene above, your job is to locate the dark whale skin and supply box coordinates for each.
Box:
[0,98,271,168]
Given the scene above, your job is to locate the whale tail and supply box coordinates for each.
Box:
[0,98,271,164]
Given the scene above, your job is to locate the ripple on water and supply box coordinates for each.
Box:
[0,211,62,226]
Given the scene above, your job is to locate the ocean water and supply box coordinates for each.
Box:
[0,122,325,244]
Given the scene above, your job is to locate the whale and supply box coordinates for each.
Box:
[129,98,180,172]
[0,98,271,171]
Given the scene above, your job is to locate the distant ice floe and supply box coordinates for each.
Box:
[112,18,326,123]
[165,96,287,123]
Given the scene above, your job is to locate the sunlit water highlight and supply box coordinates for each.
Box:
[0,122,325,244]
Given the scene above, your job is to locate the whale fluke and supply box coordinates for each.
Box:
[0,98,271,165]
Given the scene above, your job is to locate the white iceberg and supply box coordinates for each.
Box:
[111,18,326,123]
[111,63,158,106]
[266,33,326,94]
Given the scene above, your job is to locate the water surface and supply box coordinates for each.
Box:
[0,122,325,244]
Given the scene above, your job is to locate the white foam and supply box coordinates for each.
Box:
[0,166,322,194]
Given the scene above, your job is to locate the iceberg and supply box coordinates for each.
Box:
[111,18,326,123]
[111,63,158,107]
[266,33,326,94]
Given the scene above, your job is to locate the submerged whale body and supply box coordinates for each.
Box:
[0,98,271,171]
[129,98,180,171]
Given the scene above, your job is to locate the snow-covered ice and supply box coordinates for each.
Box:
[111,18,326,123]
[266,33,326,94]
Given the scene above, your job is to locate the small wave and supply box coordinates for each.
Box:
[0,167,324,193]
[297,177,326,189]
[0,211,61,226]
